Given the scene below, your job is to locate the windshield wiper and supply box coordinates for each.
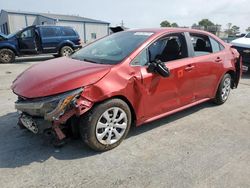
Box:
[82,58,99,64]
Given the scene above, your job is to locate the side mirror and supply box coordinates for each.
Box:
[147,59,170,77]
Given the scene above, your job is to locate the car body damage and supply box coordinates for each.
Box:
[12,57,112,98]
[12,28,242,150]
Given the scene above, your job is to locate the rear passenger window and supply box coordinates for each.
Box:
[41,27,61,37]
[62,28,76,36]
[190,33,212,56]
[210,37,224,53]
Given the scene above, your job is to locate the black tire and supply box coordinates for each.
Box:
[80,99,132,151]
[69,116,80,139]
[53,54,60,58]
[60,46,73,57]
[0,48,15,63]
[213,73,232,105]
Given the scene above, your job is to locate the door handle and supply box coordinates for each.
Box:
[184,65,195,71]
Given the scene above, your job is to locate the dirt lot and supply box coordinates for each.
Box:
[0,56,250,188]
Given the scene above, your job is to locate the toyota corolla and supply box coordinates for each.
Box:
[12,28,242,151]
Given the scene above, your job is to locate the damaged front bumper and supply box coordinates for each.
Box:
[15,88,93,140]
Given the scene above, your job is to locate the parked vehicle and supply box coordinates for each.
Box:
[231,33,250,71]
[0,25,82,63]
[12,28,242,151]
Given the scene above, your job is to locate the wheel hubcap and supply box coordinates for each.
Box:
[96,107,128,145]
[221,77,231,101]
[0,51,11,62]
[63,48,72,56]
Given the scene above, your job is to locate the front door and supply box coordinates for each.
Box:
[18,28,38,54]
[131,33,196,120]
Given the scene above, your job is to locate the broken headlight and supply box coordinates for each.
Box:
[15,88,83,121]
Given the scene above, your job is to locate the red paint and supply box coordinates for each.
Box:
[12,28,241,126]
[12,57,111,98]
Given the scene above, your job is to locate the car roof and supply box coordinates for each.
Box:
[129,27,214,36]
[128,27,226,45]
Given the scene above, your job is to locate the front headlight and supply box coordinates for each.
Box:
[15,88,83,120]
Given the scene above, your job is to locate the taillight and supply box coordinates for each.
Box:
[78,39,83,45]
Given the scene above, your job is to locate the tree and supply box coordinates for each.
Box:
[198,19,214,30]
[160,20,171,27]
[192,23,198,27]
[225,24,240,36]
[246,27,250,33]
[225,23,233,36]
[231,25,240,35]
[171,23,179,27]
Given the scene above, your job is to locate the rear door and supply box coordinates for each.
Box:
[40,27,61,53]
[131,33,196,119]
[187,33,225,100]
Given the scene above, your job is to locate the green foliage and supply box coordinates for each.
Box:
[198,19,214,29]
[231,25,240,35]
[225,23,240,36]
[160,20,171,27]
[171,23,179,27]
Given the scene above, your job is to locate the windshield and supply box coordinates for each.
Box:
[7,30,21,38]
[246,33,250,38]
[71,31,154,64]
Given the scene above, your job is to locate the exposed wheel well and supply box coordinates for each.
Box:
[0,47,17,56]
[225,70,236,88]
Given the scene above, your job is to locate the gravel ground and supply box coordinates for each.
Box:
[0,57,250,188]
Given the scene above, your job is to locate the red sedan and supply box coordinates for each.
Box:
[12,28,242,151]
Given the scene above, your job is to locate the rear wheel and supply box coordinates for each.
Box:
[60,46,73,57]
[0,48,15,63]
[213,73,231,105]
[80,99,131,151]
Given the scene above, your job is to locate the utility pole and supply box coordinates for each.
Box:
[120,20,124,27]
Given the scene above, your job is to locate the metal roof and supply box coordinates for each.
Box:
[2,9,110,24]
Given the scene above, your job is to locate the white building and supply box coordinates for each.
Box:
[0,9,110,43]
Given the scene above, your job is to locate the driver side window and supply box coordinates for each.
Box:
[148,33,188,62]
[131,33,188,66]
[20,29,34,39]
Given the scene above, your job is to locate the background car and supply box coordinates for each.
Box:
[231,33,250,72]
[12,28,242,151]
[0,25,82,63]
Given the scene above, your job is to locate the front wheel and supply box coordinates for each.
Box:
[213,73,231,105]
[0,48,15,63]
[80,99,132,151]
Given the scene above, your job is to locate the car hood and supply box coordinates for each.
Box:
[231,37,250,48]
[12,57,112,98]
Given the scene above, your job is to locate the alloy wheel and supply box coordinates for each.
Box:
[62,47,73,56]
[0,50,12,63]
[96,107,128,145]
[221,77,231,101]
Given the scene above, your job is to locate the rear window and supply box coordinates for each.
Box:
[61,27,76,36]
[246,33,250,38]
[41,27,61,37]
[209,37,224,53]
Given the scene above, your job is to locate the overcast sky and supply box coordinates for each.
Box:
[1,0,249,32]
